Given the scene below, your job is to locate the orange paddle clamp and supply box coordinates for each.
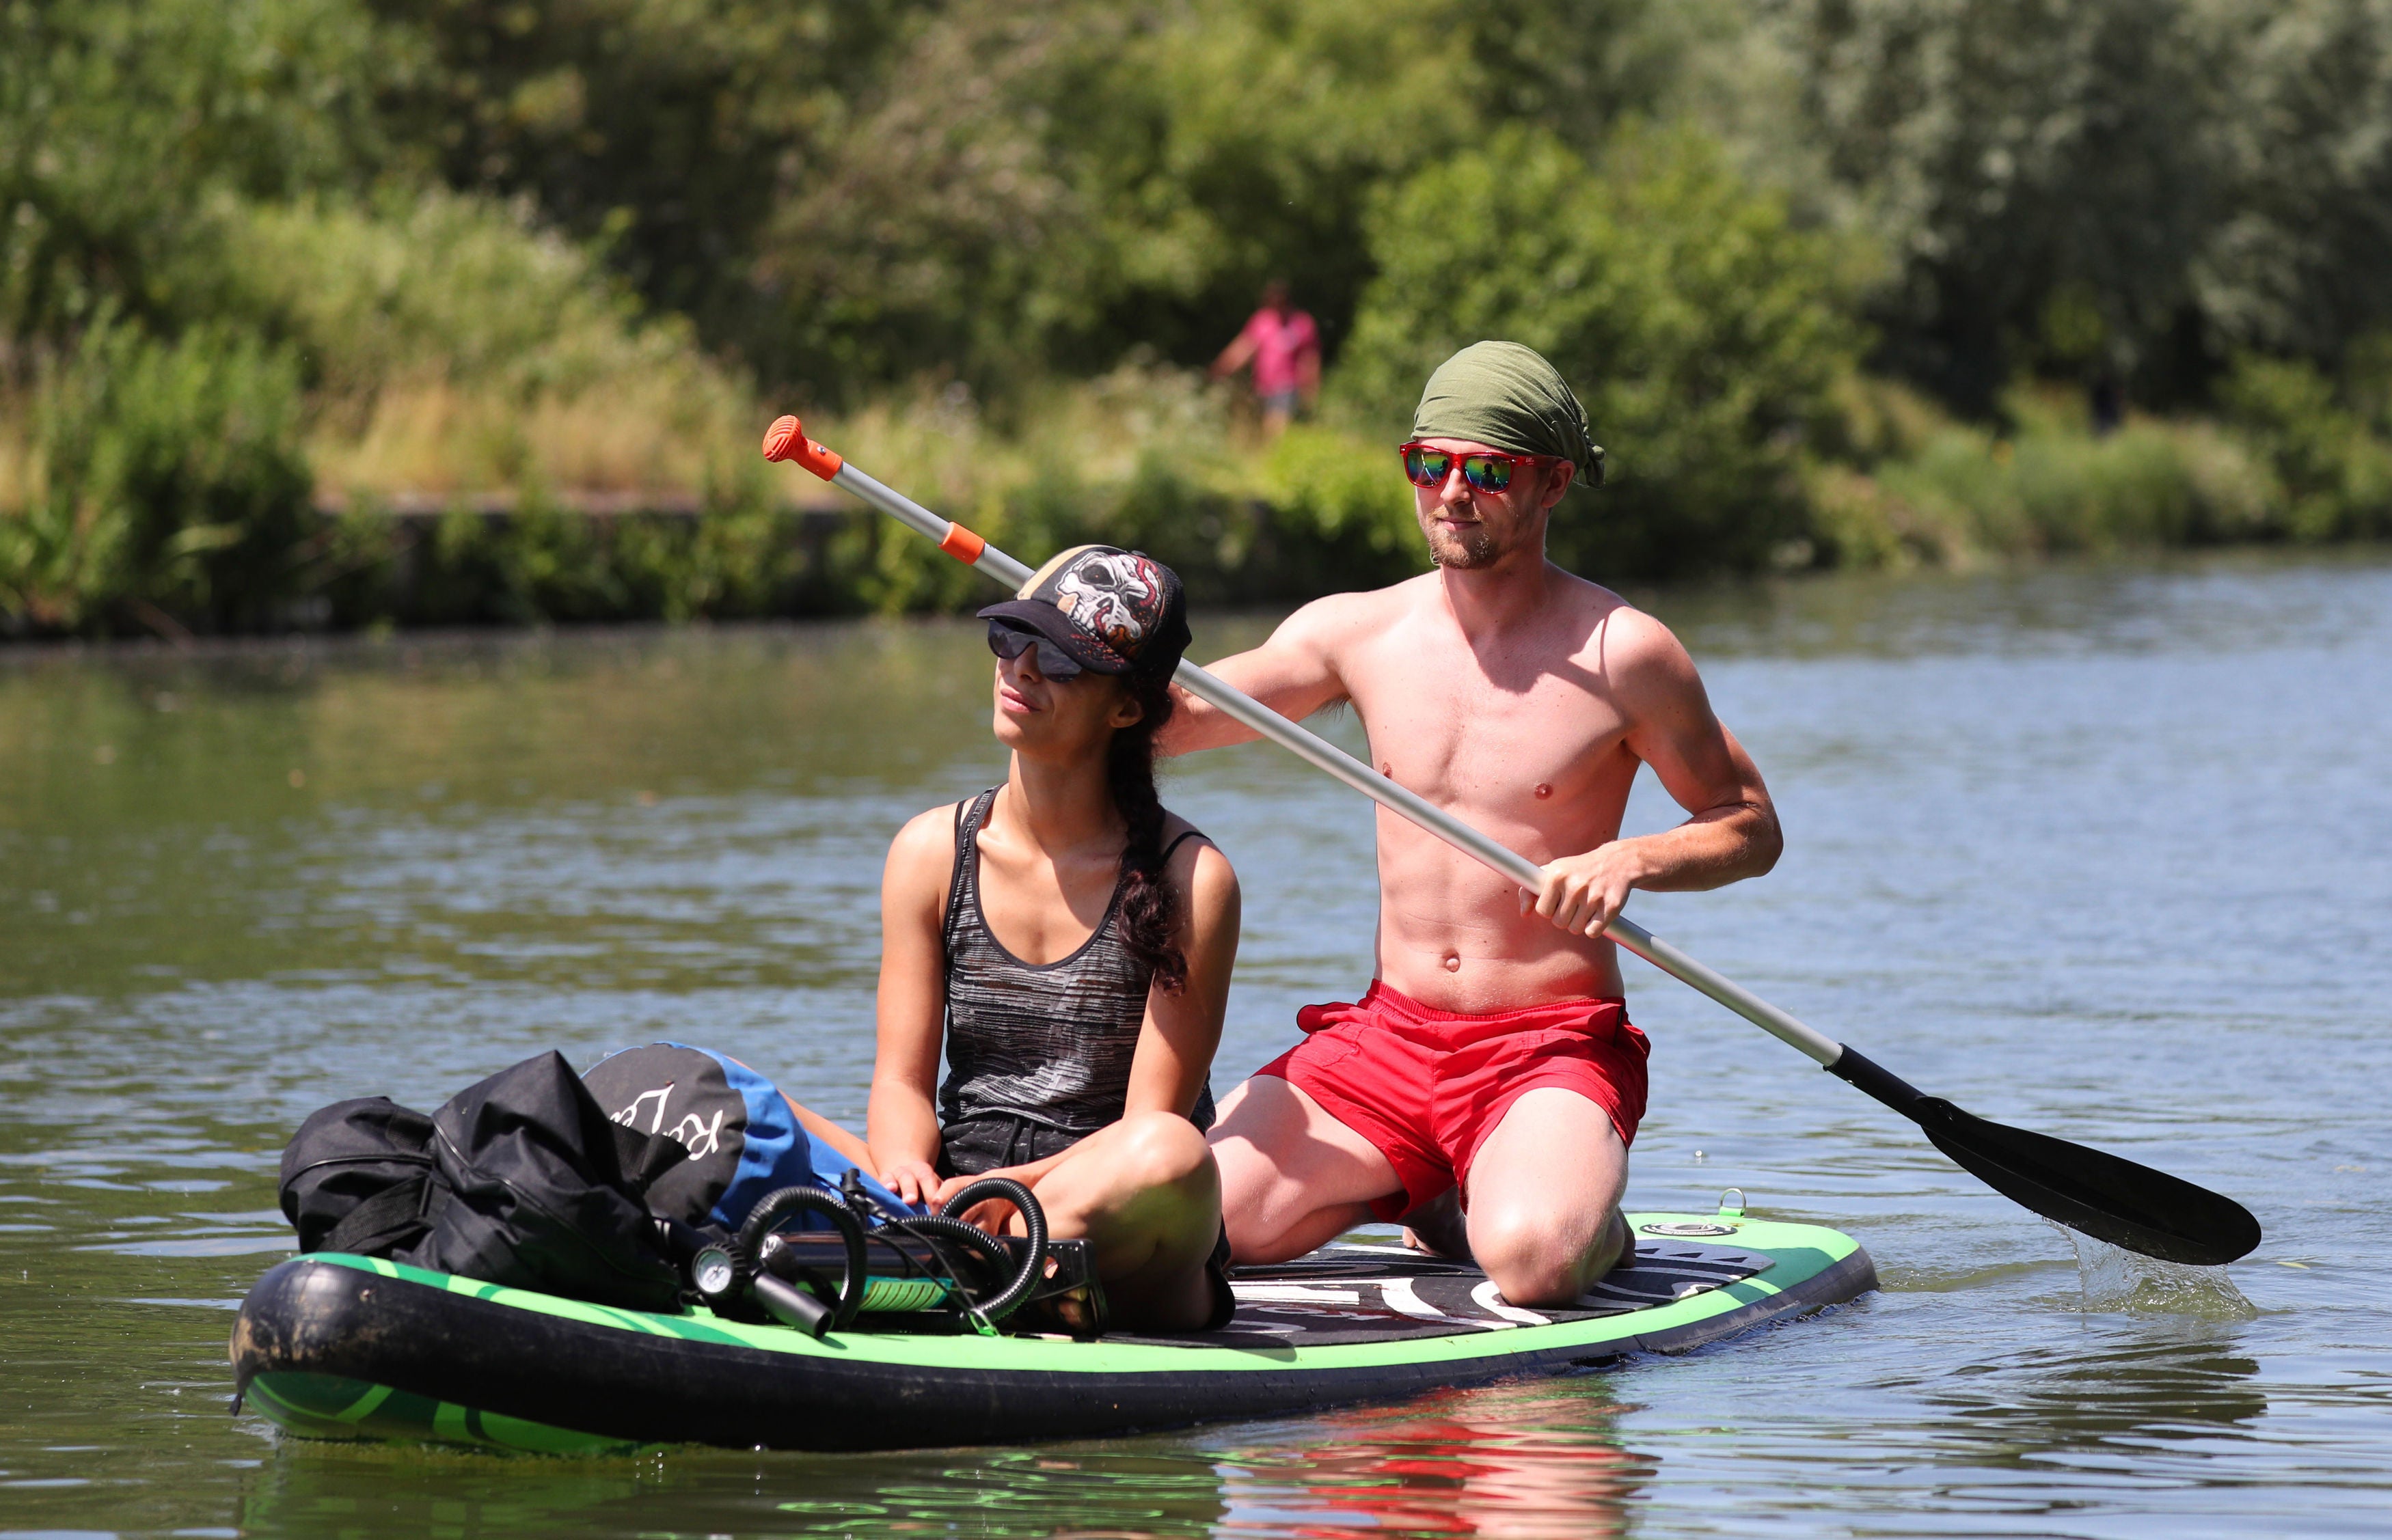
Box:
[761,414,988,566]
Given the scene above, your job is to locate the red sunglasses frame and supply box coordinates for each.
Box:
[1396,441,1559,494]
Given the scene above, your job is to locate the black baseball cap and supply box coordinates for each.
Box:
[978,545,1191,678]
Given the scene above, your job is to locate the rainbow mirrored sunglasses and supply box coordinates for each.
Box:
[986,619,1087,682]
[1398,441,1558,495]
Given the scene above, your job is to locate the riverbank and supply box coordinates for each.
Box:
[13,1,2392,642]
[5,366,2389,641]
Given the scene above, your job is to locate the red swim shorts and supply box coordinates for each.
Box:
[1254,980,1650,1222]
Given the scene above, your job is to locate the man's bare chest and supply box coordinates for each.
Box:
[1346,659,1631,803]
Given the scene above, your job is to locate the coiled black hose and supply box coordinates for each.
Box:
[896,1213,1013,1289]
[736,1185,868,1334]
[937,1177,1047,1324]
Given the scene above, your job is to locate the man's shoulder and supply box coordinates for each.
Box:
[1562,577,1704,697]
[1278,574,1436,644]
[1564,573,1661,637]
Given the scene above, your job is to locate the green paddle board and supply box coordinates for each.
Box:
[232,1196,1872,1453]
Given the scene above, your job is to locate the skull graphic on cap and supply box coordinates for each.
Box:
[1055,551,1162,650]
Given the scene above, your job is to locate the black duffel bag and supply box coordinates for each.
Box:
[277,1051,685,1311]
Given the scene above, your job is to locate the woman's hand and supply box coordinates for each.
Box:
[879,1158,944,1209]
[932,1165,1042,1234]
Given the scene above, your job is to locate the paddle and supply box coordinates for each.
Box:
[763,415,2261,1267]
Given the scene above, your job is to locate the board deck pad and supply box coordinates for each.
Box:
[1132,1239,1778,1349]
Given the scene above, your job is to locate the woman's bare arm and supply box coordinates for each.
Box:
[866,806,960,1206]
[1123,838,1242,1120]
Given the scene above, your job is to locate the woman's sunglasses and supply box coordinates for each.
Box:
[986,620,1085,682]
[1398,441,1555,495]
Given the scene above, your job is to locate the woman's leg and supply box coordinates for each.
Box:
[1022,1111,1222,1332]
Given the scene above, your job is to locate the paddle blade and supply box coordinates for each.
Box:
[1921,1102,2261,1267]
[1825,1045,2260,1266]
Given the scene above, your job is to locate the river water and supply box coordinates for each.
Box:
[3,553,2388,1538]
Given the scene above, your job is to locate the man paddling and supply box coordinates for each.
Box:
[1163,340,1782,1307]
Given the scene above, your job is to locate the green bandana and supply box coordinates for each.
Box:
[1411,341,1603,489]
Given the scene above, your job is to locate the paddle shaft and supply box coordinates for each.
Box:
[810,450,1847,1069]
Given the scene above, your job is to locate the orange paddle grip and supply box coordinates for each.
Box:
[760,415,844,480]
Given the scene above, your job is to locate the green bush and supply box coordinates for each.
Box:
[2218,355,2392,542]
[219,192,761,502]
[2,318,314,635]
[227,193,697,400]
[1262,427,1418,558]
[364,486,810,631]
[1824,389,2283,565]
[0,0,400,342]
[1337,124,1864,579]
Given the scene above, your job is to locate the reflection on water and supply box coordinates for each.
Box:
[225,1379,1644,1540]
[5,553,2392,1537]
[1927,1335,2269,1452]
[1215,1385,1647,1539]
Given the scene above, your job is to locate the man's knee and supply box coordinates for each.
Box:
[1468,1202,1624,1308]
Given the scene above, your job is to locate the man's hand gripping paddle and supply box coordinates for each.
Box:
[765,415,2261,1267]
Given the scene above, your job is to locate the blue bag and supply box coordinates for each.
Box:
[581,1042,912,1230]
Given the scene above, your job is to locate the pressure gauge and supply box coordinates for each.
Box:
[692,1245,737,1300]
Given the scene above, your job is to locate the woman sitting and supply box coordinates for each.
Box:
[797,546,1240,1332]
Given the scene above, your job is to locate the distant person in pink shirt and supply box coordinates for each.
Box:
[1210,281,1320,437]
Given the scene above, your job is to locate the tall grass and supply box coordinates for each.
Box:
[1,316,314,635]
[1804,382,2298,570]
[236,193,759,504]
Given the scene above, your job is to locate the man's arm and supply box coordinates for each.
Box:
[1527,609,1782,938]
[1159,594,1358,756]
[1209,317,1259,379]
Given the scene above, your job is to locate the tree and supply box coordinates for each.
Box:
[1774,0,2392,407]
[1340,124,1863,577]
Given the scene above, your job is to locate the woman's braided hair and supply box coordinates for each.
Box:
[1105,670,1186,993]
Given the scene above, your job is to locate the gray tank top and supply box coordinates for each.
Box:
[936,788,1214,1136]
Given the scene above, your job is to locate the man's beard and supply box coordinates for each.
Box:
[1425,517,1504,570]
